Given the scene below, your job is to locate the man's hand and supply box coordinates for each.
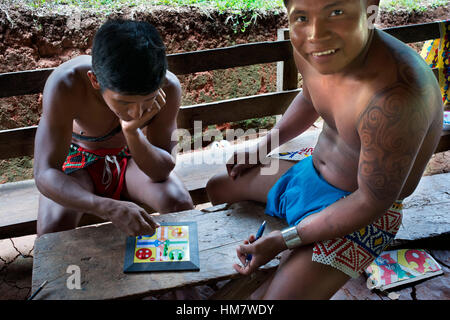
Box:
[120,89,166,133]
[226,147,264,180]
[233,231,284,275]
[101,200,160,236]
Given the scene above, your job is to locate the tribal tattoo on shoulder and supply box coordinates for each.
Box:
[356,50,434,202]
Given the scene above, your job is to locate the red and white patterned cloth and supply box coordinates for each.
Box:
[312,201,403,278]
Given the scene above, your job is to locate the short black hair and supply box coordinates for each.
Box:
[284,0,370,8]
[92,19,167,95]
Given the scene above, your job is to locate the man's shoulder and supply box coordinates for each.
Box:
[367,30,440,104]
[45,55,91,96]
[374,29,435,83]
[163,70,181,90]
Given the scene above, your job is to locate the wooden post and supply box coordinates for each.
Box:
[276,28,298,92]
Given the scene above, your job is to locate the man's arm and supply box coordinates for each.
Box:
[259,84,320,155]
[298,84,430,242]
[234,85,432,275]
[34,73,112,215]
[121,73,180,182]
[227,84,320,178]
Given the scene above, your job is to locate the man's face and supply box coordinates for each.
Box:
[101,89,159,122]
[287,0,372,74]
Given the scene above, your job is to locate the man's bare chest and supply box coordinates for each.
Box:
[72,100,124,146]
[307,81,365,148]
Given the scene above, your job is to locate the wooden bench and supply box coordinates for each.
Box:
[29,172,450,300]
[1,21,449,241]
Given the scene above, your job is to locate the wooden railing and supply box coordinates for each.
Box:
[0,21,448,161]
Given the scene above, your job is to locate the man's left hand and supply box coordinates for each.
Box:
[120,89,166,133]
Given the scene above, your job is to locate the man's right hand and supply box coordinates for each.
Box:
[226,148,266,180]
[101,200,160,236]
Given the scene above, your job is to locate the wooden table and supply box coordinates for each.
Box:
[31,201,287,300]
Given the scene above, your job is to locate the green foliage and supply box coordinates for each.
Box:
[153,0,284,33]
[26,0,285,32]
[380,0,449,12]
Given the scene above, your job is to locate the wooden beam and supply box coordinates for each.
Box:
[168,40,292,75]
[0,91,299,159]
[0,41,292,99]
[276,28,298,92]
[177,89,300,129]
[383,21,441,43]
[0,68,53,98]
[0,108,448,160]
[0,126,36,159]
[278,21,442,44]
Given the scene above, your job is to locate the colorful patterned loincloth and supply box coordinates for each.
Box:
[312,201,403,278]
[62,143,131,200]
[420,20,450,108]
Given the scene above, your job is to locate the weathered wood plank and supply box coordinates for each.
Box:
[0,126,36,159]
[276,29,298,91]
[383,21,441,43]
[1,118,447,160]
[0,69,53,98]
[278,21,441,45]
[391,172,450,246]
[177,89,299,129]
[31,201,286,300]
[168,40,292,75]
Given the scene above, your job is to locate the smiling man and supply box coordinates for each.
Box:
[206,0,443,299]
[34,20,194,237]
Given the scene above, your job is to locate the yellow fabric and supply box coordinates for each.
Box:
[420,20,450,108]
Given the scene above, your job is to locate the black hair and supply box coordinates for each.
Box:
[284,0,370,8]
[91,19,167,95]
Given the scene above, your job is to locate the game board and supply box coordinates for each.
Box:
[123,222,200,273]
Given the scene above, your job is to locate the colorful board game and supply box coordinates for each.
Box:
[123,222,200,273]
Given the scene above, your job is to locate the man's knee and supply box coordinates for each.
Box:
[157,188,194,214]
[37,196,81,237]
[37,211,80,237]
[206,173,229,205]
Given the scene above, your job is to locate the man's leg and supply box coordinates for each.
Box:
[37,169,95,236]
[123,158,194,213]
[251,245,351,300]
[206,159,296,205]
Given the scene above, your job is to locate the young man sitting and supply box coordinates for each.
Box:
[34,19,194,237]
[206,0,443,299]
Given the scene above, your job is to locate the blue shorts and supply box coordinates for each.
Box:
[265,156,351,226]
